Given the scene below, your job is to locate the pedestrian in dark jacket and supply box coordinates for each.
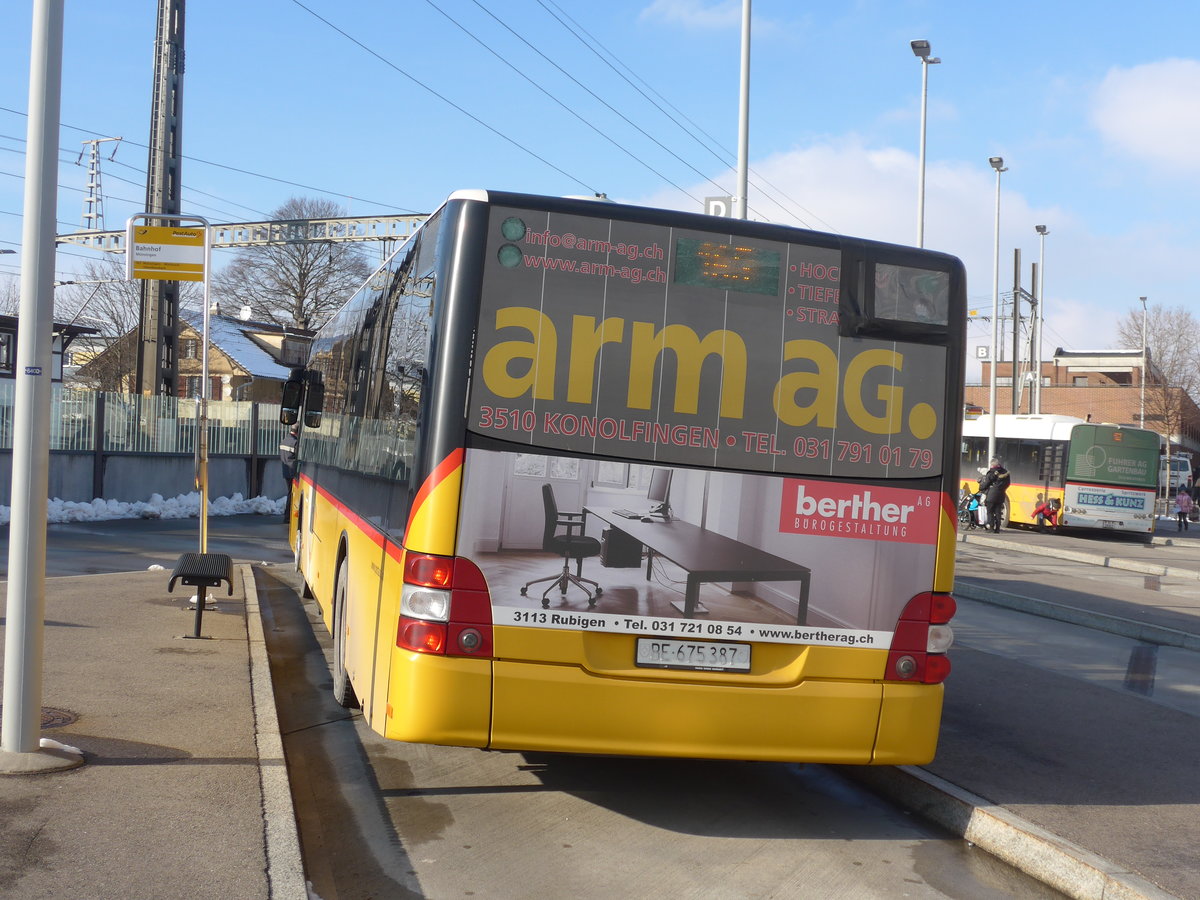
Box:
[978,457,1010,533]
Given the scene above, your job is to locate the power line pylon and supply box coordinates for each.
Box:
[77,137,122,231]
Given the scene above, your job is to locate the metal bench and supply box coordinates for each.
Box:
[168,552,234,639]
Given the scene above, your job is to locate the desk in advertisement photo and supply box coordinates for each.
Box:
[584,507,811,623]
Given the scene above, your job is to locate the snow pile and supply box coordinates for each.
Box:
[0,492,285,526]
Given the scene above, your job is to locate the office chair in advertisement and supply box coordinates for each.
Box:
[520,483,603,609]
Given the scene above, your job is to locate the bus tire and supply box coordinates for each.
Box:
[292,502,302,571]
[294,502,313,599]
[332,557,360,709]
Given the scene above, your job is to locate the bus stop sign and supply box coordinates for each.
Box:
[129,225,206,281]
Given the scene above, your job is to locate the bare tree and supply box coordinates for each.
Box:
[0,276,18,315]
[56,257,144,390]
[211,197,374,331]
[59,256,199,391]
[1115,303,1200,447]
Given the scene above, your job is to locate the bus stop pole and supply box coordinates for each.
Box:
[198,226,211,553]
[1,0,82,772]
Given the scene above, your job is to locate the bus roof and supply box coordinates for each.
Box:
[961,413,1159,445]
[961,413,1089,442]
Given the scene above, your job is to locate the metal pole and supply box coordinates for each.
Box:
[1029,262,1038,414]
[1011,249,1021,414]
[199,225,212,552]
[1140,296,1148,429]
[734,0,751,220]
[1035,226,1048,413]
[987,158,1006,462]
[2,0,80,770]
[911,41,939,246]
[917,58,928,246]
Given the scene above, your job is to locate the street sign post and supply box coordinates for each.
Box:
[126,214,213,552]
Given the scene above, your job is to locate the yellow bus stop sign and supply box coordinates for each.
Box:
[129,225,206,281]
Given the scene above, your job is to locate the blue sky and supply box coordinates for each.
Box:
[3,0,1200,381]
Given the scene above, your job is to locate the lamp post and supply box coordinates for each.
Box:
[1034,225,1048,413]
[987,156,1007,463]
[734,0,751,220]
[1139,295,1148,429]
[911,40,941,248]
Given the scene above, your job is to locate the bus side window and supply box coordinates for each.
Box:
[380,227,440,536]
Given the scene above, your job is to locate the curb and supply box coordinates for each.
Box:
[842,766,1179,900]
[958,531,1200,582]
[243,565,308,899]
[952,580,1200,652]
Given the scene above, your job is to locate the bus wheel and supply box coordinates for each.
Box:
[292,504,302,571]
[294,504,313,599]
[332,558,360,709]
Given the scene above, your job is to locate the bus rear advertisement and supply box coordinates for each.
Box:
[289,190,967,764]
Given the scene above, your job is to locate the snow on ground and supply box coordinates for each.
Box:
[0,492,285,526]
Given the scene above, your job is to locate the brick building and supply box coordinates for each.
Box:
[965,347,1200,460]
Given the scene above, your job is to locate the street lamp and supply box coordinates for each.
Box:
[911,40,941,248]
[987,156,1007,463]
[1140,295,1148,429]
[1034,225,1048,413]
[734,0,752,220]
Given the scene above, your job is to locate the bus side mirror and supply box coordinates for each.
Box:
[303,378,324,428]
[280,376,304,426]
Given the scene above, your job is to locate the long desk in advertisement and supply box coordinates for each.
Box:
[584,507,811,624]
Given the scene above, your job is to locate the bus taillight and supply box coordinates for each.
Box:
[885,591,956,684]
[399,619,447,654]
[399,554,494,657]
[405,554,454,588]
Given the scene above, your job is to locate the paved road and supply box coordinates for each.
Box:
[934,524,1200,899]
[256,563,1064,899]
[0,514,293,577]
[6,515,1194,897]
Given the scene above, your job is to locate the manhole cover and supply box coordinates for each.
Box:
[0,706,78,729]
[42,707,78,729]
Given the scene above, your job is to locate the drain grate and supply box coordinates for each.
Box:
[0,706,78,729]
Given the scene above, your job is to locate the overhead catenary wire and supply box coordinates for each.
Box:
[0,107,417,218]
[446,0,708,205]
[286,0,602,197]
[535,0,835,229]
[3,6,819,233]
[533,0,840,232]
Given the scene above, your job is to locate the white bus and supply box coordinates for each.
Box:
[1160,453,1193,495]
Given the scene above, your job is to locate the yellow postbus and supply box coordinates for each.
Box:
[284,190,965,764]
[961,414,1159,534]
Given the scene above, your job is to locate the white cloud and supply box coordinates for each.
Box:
[630,135,1128,383]
[1092,59,1200,171]
[639,0,743,29]
[635,136,1026,289]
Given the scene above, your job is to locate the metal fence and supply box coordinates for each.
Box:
[0,382,286,457]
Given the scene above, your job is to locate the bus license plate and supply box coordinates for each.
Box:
[635,638,751,672]
[1100,520,1120,528]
